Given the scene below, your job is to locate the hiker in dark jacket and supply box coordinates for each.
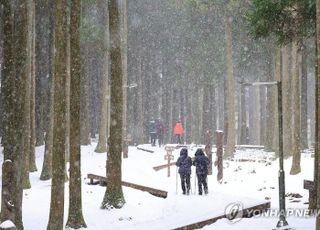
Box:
[176,148,192,195]
[193,148,210,195]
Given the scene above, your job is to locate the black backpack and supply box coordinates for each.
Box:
[198,157,208,174]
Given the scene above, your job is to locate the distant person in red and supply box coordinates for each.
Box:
[173,120,184,144]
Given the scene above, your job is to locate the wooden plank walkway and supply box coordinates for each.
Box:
[87,173,167,198]
[173,202,271,230]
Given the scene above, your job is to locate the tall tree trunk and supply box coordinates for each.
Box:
[22,0,34,190]
[1,1,26,228]
[47,0,67,228]
[272,48,282,155]
[217,81,224,131]
[191,86,200,144]
[315,1,320,227]
[239,83,247,145]
[66,0,87,227]
[300,41,308,150]
[260,86,266,145]
[121,0,128,158]
[290,41,301,175]
[95,0,109,153]
[202,85,211,143]
[185,85,192,144]
[65,15,71,162]
[40,0,54,181]
[29,0,37,173]
[167,85,174,143]
[13,0,29,227]
[137,54,145,144]
[224,16,235,157]
[282,46,292,157]
[210,85,217,143]
[35,0,49,146]
[265,52,276,152]
[251,86,261,145]
[101,0,125,209]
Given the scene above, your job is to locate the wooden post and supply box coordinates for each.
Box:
[216,131,224,183]
[205,130,213,175]
[164,146,175,177]
[1,160,15,224]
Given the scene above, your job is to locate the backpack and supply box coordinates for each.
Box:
[198,157,208,174]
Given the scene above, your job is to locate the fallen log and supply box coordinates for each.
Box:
[136,146,154,153]
[87,173,167,198]
[153,162,177,171]
[235,145,264,150]
[173,202,270,230]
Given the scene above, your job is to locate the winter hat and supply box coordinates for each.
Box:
[180,148,188,156]
[195,148,204,156]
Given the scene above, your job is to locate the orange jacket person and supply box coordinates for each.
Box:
[173,121,184,144]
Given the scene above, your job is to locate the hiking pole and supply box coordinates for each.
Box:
[176,166,178,195]
[189,175,193,195]
[194,174,197,195]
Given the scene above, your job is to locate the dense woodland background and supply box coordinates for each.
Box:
[0,0,320,229]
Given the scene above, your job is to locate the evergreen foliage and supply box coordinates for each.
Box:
[246,0,316,44]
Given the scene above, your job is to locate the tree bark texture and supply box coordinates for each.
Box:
[29,0,37,173]
[300,41,308,150]
[224,16,235,157]
[290,41,301,175]
[95,0,110,154]
[66,0,87,227]
[47,0,67,228]
[315,1,320,228]
[101,0,125,209]
[282,46,292,157]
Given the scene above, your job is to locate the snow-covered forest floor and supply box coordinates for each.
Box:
[0,142,316,229]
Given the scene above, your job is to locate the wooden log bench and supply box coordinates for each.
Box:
[153,162,177,171]
[303,179,314,205]
[173,201,271,230]
[136,147,154,153]
[87,173,167,198]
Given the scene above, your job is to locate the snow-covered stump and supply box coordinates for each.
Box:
[215,130,223,183]
[0,220,16,230]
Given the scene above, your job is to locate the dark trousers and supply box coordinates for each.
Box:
[197,173,208,195]
[180,173,190,194]
[150,133,156,146]
[175,134,182,144]
[158,134,164,147]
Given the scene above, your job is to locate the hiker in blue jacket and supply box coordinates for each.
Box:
[193,148,210,195]
[176,148,192,195]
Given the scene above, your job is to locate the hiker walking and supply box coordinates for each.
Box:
[173,120,184,144]
[193,148,210,195]
[149,119,157,146]
[176,148,192,195]
[156,118,165,147]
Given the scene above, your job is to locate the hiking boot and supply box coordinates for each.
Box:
[186,190,190,195]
